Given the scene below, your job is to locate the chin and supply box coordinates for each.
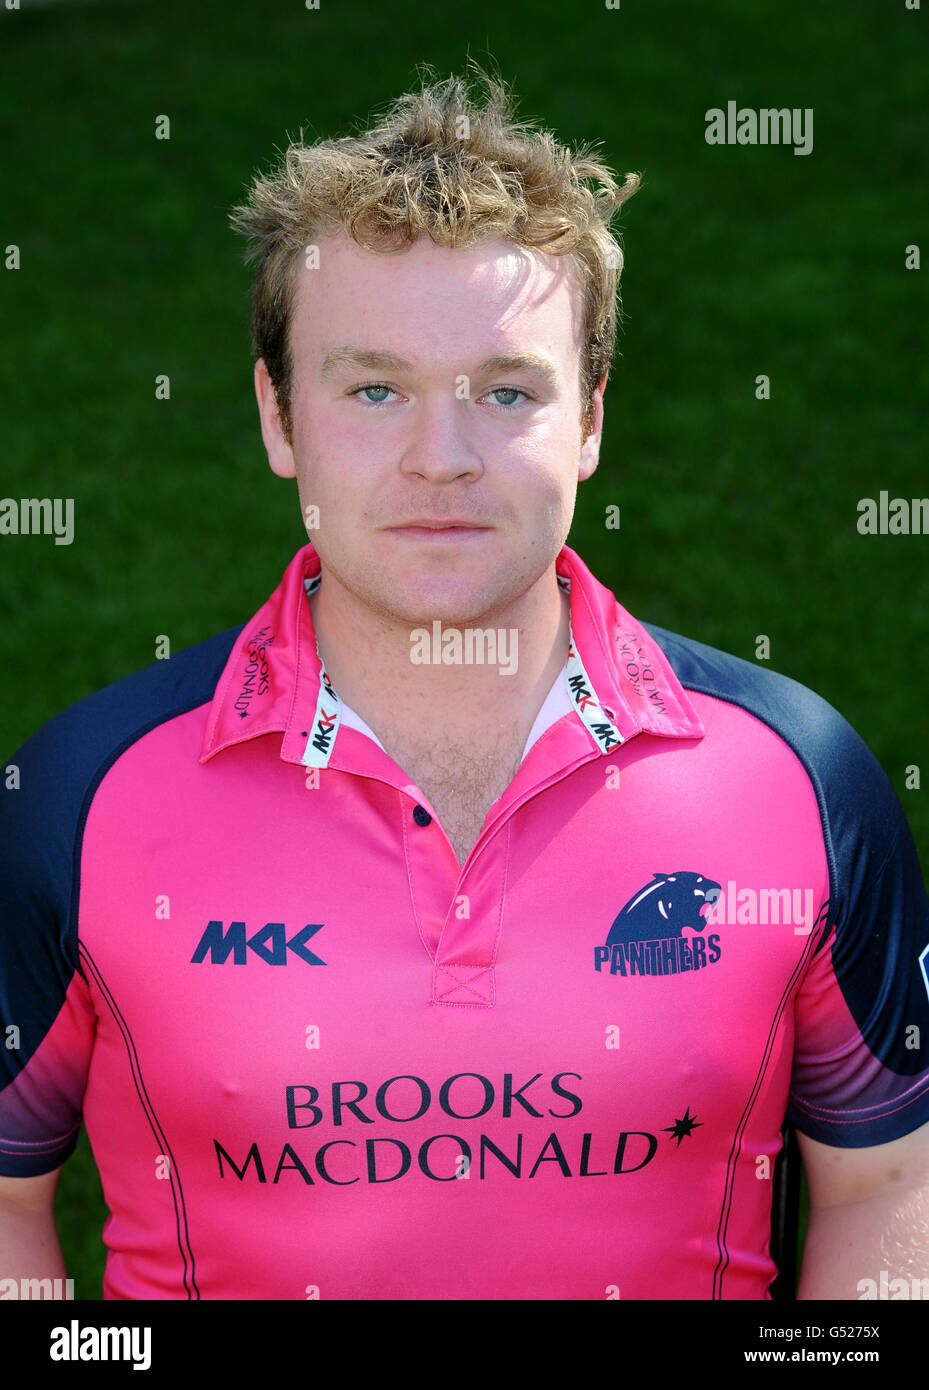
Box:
[386,593,488,627]
[374,575,500,627]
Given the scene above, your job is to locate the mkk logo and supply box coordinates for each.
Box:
[565,640,624,754]
[302,663,343,768]
[594,872,722,979]
[310,709,337,756]
[192,920,326,965]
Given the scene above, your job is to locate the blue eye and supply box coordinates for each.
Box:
[486,387,527,409]
[352,384,396,406]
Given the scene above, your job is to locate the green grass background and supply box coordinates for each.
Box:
[0,0,926,1300]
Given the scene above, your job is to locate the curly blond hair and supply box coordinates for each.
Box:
[229,59,640,442]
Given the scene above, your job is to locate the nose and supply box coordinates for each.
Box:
[399,394,485,485]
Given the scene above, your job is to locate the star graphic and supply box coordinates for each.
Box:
[663,1107,702,1148]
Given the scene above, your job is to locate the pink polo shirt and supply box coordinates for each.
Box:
[2,541,928,1299]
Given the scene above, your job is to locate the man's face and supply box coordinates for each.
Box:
[254,231,606,627]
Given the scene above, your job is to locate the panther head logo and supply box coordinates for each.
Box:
[605,872,722,947]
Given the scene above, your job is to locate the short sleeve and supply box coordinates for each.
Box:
[787,732,929,1146]
[637,619,929,1149]
[0,717,96,1176]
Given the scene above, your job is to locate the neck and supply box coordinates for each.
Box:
[309,567,570,744]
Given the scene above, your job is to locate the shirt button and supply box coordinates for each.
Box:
[413,804,432,827]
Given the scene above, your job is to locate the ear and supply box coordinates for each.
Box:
[578,369,608,482]
[254,358,296,479]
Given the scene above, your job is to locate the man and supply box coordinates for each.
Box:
[2,65,928,1301]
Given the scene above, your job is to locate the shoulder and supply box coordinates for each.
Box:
[643,621,858,754]
[1,623,245,907]
[5,623,244,786]
[641,620,906,880]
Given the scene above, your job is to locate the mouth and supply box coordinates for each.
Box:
[387,523,492,542]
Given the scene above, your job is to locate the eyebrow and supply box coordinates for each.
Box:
[319,346,561,392]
